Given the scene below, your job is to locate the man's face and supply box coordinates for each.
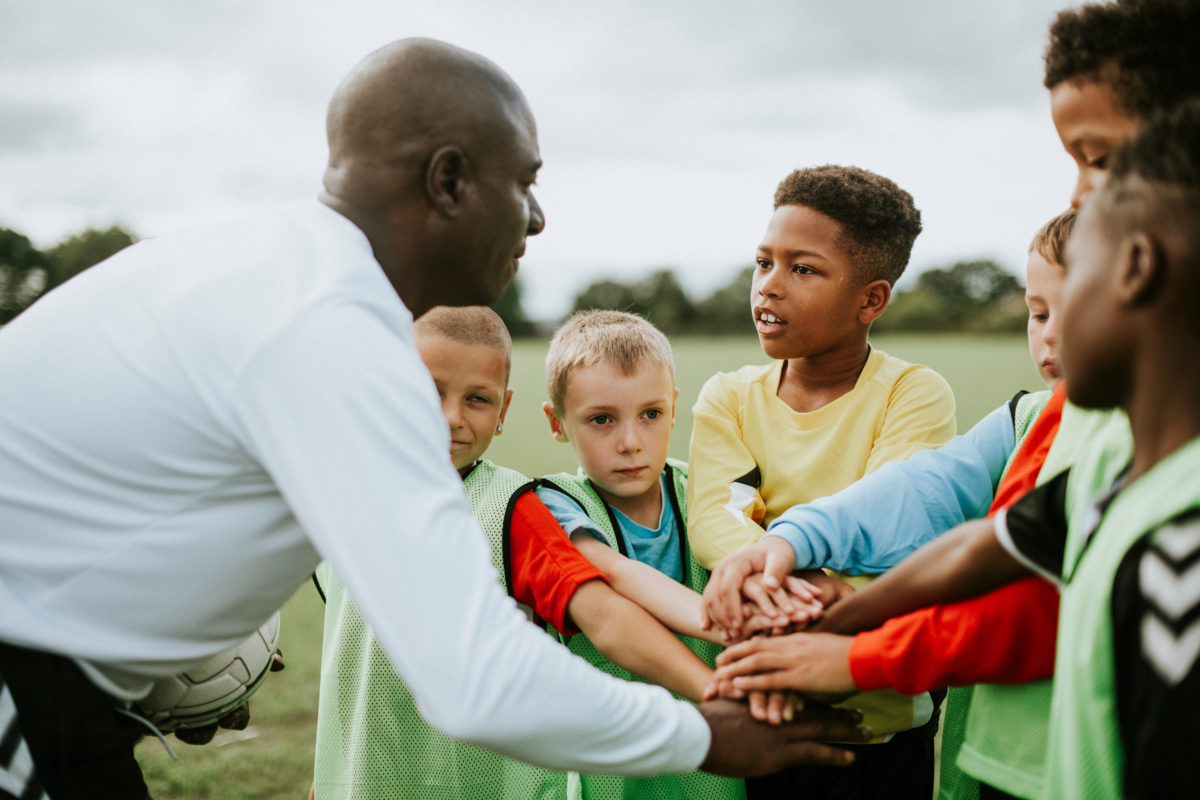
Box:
[459,104,545,305]
[1050,79,1141,209]
[1060,198,1129,409]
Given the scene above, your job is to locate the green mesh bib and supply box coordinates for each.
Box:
[539,460,745,800]
[939,389,1051,800]
[312,460,567,799]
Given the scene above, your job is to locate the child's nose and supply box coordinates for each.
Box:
[757,268,784,299]
[617,423,642,453]
[443,399,464,428]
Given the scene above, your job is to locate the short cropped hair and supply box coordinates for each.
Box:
[773,165,922,287]
[415,305,512,383]
[1029,209,1078,266]
[1043,0,1200,119]
[545,309,674,414]
[1096,99,1200,242]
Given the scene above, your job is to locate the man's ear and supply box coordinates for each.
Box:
[858,279,892,325]
[542,401,569,442]
[426,145,471,218]
[1119,231,1164,306]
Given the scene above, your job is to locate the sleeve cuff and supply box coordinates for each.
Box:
[847,629,889,692]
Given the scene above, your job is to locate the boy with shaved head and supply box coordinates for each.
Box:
[0,39,865,797]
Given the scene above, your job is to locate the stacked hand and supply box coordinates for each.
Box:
[700,539,859,721]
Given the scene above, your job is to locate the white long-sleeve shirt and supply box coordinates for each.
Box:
[0,201,709,774]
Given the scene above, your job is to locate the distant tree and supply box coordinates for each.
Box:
[877,259,1025,333]
[44,225,137,288]
[490,277,537,337]
[0,227,50,324]
[570,269,697,333]
[630,270,696,332]
[570,278,638,316]
[695,266,754,335]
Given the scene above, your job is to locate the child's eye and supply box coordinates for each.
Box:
[590,414,611,425]
[1086,153,1109,170]
[791,264,815,275]
[643,409,662,420]
[468,394,493,405]
[755,258,771,270]
[1031,313,1049,323]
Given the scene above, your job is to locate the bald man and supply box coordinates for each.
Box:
[0,39,867,798]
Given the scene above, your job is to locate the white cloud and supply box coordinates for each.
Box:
[1,0,1074,319]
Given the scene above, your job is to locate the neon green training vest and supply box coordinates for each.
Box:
[313,460,568,800]
[539,459,745,800]
[1045,430,1200,798]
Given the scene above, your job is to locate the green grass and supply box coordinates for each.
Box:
[136,333,1041,798]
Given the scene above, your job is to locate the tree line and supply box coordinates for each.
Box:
[3,224,1026,335]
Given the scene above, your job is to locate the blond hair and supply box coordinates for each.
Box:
[545,309,674,413]
[1028,208,1077,266]
[415,305,512,382]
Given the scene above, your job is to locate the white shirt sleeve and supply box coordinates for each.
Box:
[229,303,709,774]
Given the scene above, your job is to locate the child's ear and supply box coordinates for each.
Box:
[495,388,514,435]
[542,401,569,442]
[858,279,892,325]
[1119,231,1165,306]
[670,387,680,429]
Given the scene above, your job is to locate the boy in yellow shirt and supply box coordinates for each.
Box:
[687,165,957,798]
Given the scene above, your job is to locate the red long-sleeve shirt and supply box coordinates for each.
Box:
[847,383,1067,694]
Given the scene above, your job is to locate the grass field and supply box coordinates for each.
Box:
[135,333,1042,798]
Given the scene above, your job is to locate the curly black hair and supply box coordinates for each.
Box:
[1043,0,1200,119]
[773,165,921,286]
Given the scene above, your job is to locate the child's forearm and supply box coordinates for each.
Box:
[568,580,713,702]
[573,534,721,643]
[812,517,1031,635]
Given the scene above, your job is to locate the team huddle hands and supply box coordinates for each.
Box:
[699,537,861,722]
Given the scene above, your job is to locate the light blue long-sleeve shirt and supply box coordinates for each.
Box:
[766,401,1017,575]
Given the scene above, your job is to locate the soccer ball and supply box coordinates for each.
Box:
[136,612,281,732]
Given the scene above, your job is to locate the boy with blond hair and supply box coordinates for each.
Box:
[537,309,753,800]
[688,164,957,798]
[313,306,723,799]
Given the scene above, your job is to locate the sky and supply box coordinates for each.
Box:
[1,0,1079,320]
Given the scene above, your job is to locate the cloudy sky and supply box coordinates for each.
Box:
[2,0,1078,319]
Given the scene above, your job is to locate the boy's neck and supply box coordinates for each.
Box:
[778,342,871,413]
[1124,334,1200,484]
[596,474,664,529]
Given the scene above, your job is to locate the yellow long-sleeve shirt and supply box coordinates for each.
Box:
[687,348,957,568]
[687,348,957,738]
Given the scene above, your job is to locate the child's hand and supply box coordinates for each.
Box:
[793,570,856,609]
[712,631,858,704]
[701,537,798,640]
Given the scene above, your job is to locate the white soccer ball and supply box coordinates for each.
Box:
[136,611,281,732]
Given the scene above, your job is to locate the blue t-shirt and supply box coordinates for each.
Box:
[536,474,684,583]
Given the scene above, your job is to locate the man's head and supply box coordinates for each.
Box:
[1044,0,1200,207]
[752,165,919,360]
[1060,100,1200,410]
[415,305,514,473]
[321,39,545,316]
[1025,209,1076,389]
[542,310,678,515]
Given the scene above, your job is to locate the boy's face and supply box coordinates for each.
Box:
[1025,250,1065,389]
[752,204,870,361]
[543,359,677,515]
[417,333,513,474]
[1059,200,1129,409]
[1050,79,1140,209]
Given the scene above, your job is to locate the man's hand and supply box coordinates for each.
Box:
[702,537,798,640]
[696,698,868,776]
[172,648,284,745]
[711,632,858,707]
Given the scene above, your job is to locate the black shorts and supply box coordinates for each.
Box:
[0,641,150,800]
